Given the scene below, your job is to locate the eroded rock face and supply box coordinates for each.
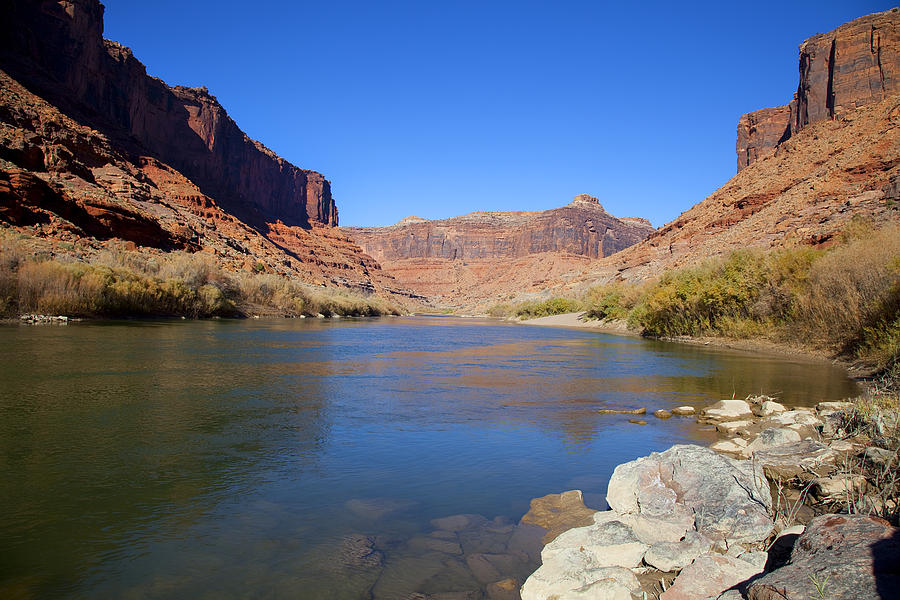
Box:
[0,0,337,229]
[342,196,654,305]
[738,9,900,171]
[747,514,900,600]
[0,0,410,298]
[345,197,653,263]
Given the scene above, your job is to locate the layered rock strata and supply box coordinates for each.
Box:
[343,195,654,305]
[738,9,900,170]
[0,0,337,228]
[0,0,413,298]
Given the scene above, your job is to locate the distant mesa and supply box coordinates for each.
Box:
[341,196,655,304]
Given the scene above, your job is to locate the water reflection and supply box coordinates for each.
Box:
[0,316,858,598]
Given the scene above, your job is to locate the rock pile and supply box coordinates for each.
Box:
[520,394,900,600]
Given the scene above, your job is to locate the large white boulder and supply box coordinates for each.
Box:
[606,445,773,545]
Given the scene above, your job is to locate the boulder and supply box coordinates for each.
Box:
[816,401,854,414]
[671,406,696,416]
[554,567,642,599]
[754,401,786,417]
[660,553,765,600]
[654,409,673,420]
[766,410,822,428]
[519,490,596,544]
[700,400,754,422]
[520,551,640,600]
[753,440,836,480]
[862,446,897,468]
[541,519,648,569]
[745,428,801,456]
[810,474,867,501]
[747,514,900,600]
[709,439,747,456]
[606,445,773,545]
[644,531,714,572]
[716,420,753,435]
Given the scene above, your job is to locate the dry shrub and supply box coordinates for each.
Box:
[795,223,900,355]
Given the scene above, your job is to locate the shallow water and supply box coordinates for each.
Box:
[0,316,859,598]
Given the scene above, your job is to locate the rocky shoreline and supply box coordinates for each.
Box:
[518,394,900,600]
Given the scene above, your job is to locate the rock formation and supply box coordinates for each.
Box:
[343,195,654,306]
[0,0,337,228]
[345,195,651,263]
[568,11,900,289]
[738,9,900,171]
[0,0,410,297]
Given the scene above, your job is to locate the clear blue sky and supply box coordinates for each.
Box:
[101,0,892,227]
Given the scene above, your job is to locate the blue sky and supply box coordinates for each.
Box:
[101,1,892,227]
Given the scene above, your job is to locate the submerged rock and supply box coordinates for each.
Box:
[519,490,596,544]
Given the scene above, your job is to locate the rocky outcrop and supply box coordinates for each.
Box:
[521,445,774,600]
[0,0,337,228]
[747,514,900,600]
[738,9,900,171]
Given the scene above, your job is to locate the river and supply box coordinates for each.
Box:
[0,316,859,598]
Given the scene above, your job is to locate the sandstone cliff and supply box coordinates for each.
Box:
[737,9,900,171]
[570,12,900,290]
[342,195,655,304]
[0,0,337,228]
[0,0,409,298]
[345,195,652,263]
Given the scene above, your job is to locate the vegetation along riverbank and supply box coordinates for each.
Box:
[491,220,900,385]
[0,235,401,320]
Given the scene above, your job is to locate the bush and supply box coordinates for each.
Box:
[514,297,583,319]
[0,240,399,319]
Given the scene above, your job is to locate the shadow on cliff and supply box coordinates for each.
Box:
[873,528,900,598]
[0,0,318,233]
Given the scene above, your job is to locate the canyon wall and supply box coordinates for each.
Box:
[0,0,337,228]
[342,195,655,305]
[565,12,900,291]
[737,9,900,171]
[344,195,653,263]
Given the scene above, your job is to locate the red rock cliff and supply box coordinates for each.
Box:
[737,9,900,171]
[343,194,655,263]
[0,0,337,228]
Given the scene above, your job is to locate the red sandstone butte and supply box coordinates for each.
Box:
[737,9,900,171]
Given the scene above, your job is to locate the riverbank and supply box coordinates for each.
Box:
[511,311,886,382]
[517,390,900,599]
